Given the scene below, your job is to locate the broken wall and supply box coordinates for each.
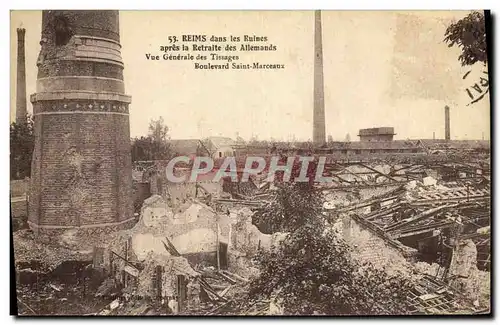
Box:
[114,195,230,267]
[135,252,198,299]
[165,182,197,206]
[448,239,489,307]
[148,168,223,208]
[229,208,272,257]
[11,179,29,197]
[225,207,273,278]
[342,216,414,276]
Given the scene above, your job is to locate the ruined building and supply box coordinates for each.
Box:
[313,10,326,145]
[16,28,27,124]
[29,11,134,237]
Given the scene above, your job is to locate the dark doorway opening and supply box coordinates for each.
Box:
[219,243,228,269]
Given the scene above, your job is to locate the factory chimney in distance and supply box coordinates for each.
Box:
[16,28,27,124]
[445,105,450,141]
[313,10,326,146]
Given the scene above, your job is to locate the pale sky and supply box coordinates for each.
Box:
[10,10,491,141]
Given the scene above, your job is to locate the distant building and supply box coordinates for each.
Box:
[234,143,269,157]
[358,127,396,142]
[169,139,207,159]
[319,139,424,156]
[204,137,236,159]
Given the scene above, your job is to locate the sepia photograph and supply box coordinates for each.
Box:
[9,9,491,316]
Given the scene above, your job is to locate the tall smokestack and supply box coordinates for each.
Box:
[29,11,133,242]
[16,28,27,124]
[313,10,326,145]
[445,105,450,140]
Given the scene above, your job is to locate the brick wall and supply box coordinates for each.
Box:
[30,110,132,227]
[38,61,124,79]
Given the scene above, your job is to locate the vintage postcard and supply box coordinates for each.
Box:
[10,10,491,316]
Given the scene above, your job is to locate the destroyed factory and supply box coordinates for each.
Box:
[11,10,491,316]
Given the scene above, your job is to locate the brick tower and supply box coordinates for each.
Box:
[16,28,27,124]
[29,11,134,239]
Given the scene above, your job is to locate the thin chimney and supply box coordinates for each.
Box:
[444,105,450,141]
[313,10,326,145]
[16,28,27,124]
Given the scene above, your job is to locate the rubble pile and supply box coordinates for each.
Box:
[16,279,112,316]
[332,170,491,314]
[214,160,491,315]
[13,156,490,315]
[84,194,264,315]
[14,230,92,274]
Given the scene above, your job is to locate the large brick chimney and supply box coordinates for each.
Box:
[16,28,27,124]
[313,10,326,145]
[29,11,134,240]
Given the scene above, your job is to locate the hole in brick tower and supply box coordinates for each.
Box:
[53,16,73,46]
